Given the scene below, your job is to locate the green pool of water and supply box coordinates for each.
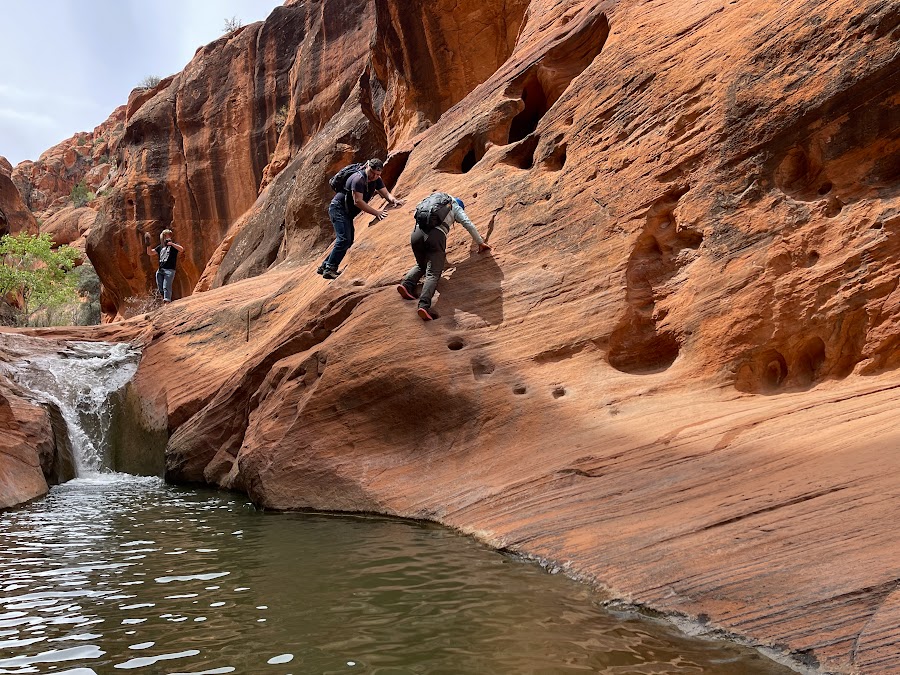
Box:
[0,475,795,674]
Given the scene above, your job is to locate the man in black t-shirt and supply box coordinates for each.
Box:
[317,158,404,280]
[145,229,184,303]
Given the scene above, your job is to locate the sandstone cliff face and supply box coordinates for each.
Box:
[4,0,900,672]
[0,157,38,238]
[87,7,307,318]
[11,106,126,217]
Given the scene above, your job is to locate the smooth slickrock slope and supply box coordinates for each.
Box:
[2,0,900,672]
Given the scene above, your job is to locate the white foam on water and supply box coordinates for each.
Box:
[6,339,140,474]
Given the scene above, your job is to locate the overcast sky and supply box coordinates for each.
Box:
[0,0,284,166]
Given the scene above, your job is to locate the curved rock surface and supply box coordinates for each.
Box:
[3,0,900,672]
[0,157,38,238]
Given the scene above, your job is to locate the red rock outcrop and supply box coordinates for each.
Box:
[4,0,900,672]
[0,336,78,508]
[86,7,307,318]
[0,157,38,237]
[41,206,100,258]
[11,106,126,217]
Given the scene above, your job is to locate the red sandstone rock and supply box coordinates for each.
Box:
[0,157,38,237]
[0,336,78,508]
[11,106,125,216]
[87,8,307,318]
[5,0,900,672]
[41,206,100,260]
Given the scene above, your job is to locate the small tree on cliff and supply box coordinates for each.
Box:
[70,181,95,208]
[223,16,242,33]
[139,75,161,89]
[0,233,79,326]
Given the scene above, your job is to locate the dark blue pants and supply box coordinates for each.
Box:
[401,227,446,310]
[324,202,355,270]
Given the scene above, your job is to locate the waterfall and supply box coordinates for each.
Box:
[4,338,140,475]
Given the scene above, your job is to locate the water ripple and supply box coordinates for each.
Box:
[0,475,795,674]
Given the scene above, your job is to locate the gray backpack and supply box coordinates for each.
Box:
[414,193,454,232]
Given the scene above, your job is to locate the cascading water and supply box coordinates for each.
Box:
[6,339,140,474]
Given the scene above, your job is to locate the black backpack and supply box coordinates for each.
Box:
[415,193,454,232]
[329,163,365,192]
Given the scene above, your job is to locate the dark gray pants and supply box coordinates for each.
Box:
[401,227,446,310]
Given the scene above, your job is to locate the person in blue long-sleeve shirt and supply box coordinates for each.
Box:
[396,196,492,321]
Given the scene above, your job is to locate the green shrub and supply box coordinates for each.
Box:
[139,75,161,89]
[274,104,289,135]
[0,233,79,326]
[71,181,95,207]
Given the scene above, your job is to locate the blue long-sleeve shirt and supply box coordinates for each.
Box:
[437,198,485,245]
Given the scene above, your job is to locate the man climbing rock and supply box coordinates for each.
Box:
[318,158,404,280]
[396,194,491,321]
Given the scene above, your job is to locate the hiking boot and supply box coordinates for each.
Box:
[396,284,416,300]
[322,267,342,280]
[315,263,326,275]
[417,307,436,321]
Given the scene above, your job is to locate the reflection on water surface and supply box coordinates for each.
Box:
[0,475,794,674]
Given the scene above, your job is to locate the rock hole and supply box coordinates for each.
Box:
[824,196,844,218]
[503,11,609,145]
[501,135,539,170]
[735,348,788,393]
[607,187,696,374]
[871,221,884,230]
[382,150,410,191]
[461,148,478,173]
[805,251,820,267]
[762,355,787,390]
[607,328,680,373]
[543,142,568,171]
[447,338,465,351]
[793,337,826,388]
[437,135,486,174]
[472,359,496,381]
[774,146,830,201]
[508,72,549,144]
[552,386,567,398]
[513,384,527,395]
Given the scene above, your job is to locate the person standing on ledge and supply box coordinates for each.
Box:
[145,229,184,303]
[318,158,405,280]
[396,194,491,321]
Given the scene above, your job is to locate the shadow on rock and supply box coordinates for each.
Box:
[438,250,505,326]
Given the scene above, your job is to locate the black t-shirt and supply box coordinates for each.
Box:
[330,170,385,219]
[154,244,178,270]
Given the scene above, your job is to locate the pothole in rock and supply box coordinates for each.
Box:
[607,186,701,374]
